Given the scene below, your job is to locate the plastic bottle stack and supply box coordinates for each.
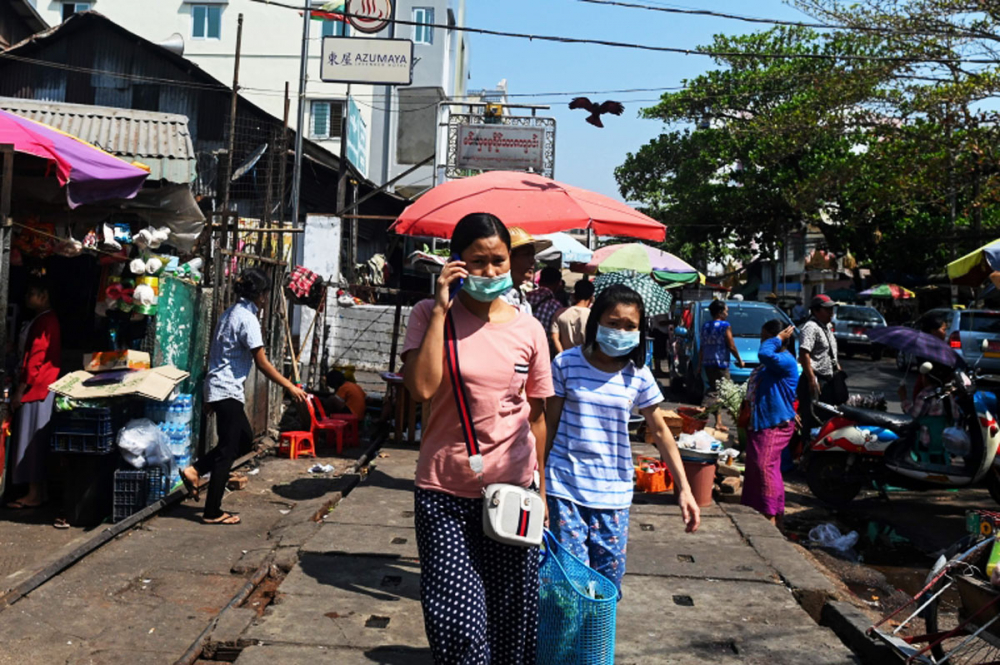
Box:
[147,394,194,471]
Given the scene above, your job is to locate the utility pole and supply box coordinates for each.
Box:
[221,13,244,212]
[380,9,396,186]
[290,4,312,229]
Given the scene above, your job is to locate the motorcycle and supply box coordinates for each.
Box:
[803,339,1000,506]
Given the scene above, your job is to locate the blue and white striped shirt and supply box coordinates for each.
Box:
[546,346,663,510]
[205,299,264,404]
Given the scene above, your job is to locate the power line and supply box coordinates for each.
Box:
[576,0,964,38]
[250,0,1000,65]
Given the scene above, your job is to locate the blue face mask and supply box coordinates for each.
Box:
[596,325,640,357]
[462,272,513,302]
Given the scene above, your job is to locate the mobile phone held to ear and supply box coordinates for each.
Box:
[449,253,464,301]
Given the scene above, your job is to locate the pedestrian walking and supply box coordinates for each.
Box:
[741,320,798,530]
[791,298,808,324]
[500,227,551,316]
[797,294,846,436]
[549,278,594,354]
[527,266,564,334]
[180,268,307,525]
[698,299,744,432]
[402,213,553,665]
[545,284,700,591]
[7,275,60,510]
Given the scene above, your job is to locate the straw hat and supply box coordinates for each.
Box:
[508,227,553,254]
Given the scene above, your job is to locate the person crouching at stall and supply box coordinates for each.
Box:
[8,275,61,510]
[544,284,700,591]
[180,268,307,525]
[402,213,553,665]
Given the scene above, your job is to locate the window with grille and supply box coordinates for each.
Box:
[192,5,222,39]
[310,101,344,140]
[413,7,434,45]
[62,2,91,22]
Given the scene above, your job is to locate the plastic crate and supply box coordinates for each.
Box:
[51,431,116,454]
[51,404,137,454]
[113,468,166,522]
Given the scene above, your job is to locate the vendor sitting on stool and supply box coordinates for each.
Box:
[324,370,366,419]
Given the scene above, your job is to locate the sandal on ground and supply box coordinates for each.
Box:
[203,512,240,525]
[53,518,70,530]
[179,468,200,502]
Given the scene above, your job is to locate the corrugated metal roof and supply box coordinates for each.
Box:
[0,96,197,184]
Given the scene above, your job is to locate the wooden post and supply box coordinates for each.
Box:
[0,146,14,499]
[221,13,244,212]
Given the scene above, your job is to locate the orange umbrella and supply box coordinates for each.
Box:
[391,171,666,241]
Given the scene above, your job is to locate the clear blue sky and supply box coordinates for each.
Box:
[466,0,810,201]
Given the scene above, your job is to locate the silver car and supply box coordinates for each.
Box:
[832,305,887,360]
[896,309,1000,372]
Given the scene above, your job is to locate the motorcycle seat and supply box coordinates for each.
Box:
[838,405,918,433]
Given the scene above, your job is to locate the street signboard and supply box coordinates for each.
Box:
[346,0,392,34]
[320,37,413,85]
[456,124,545,172]
[446,114,556,178]
[347,97,368,178]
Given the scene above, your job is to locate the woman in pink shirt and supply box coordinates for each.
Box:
[403,213,553,665]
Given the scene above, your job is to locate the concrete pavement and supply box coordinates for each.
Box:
[235,444,860,664]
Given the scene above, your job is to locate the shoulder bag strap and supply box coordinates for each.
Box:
[443,311,484,477]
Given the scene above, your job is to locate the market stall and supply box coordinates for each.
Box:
[0,111,208,526]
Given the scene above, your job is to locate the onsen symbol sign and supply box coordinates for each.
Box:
[347,0,392,34]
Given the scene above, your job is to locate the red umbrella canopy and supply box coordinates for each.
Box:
[391,171,666,242]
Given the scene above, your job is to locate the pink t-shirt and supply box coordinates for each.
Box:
[403,298,554,499]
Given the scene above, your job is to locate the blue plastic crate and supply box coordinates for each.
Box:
[51,431,116,454]
[52,407,116,436]
[113,468,167,522]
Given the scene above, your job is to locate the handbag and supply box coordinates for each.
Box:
[443,312,545,548]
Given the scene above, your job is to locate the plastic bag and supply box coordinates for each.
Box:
[808,523,859,553]
[943,427,971,456]
[117,418,174,478]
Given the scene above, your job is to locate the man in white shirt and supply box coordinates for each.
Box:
[550,279,595,354]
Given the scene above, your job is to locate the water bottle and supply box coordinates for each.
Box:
[180,396,192,424]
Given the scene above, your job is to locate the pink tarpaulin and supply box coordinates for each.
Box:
[0,109,149,208]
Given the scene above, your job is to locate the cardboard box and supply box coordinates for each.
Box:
[49,365,189,402]
[82,350,151,372]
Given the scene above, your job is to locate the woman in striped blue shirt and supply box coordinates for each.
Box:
[544,285,700,590]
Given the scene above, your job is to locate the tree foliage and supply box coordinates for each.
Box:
[617,4,1000,277]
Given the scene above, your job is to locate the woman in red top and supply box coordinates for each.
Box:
[8,277,61,509]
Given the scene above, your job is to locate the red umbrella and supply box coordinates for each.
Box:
[391,171,666,241]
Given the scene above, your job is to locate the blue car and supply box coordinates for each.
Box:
[672,300,798,403]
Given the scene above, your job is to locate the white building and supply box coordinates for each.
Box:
[29,0,469,197]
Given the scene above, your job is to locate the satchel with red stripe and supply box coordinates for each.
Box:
[444,311,545,548]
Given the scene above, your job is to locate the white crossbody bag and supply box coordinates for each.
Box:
[444,312,545,547]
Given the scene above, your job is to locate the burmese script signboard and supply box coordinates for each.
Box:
[456,124,545,172]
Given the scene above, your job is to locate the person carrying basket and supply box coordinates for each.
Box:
[544,284,700,591]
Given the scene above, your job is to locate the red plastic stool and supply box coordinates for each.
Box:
[307,396,349,454]
[313,399,361,448]
[278,430,316,459]
[325,414,360,448]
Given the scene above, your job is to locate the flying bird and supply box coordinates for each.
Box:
[568,98,625,128]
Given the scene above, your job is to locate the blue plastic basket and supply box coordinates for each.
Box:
[537,530,619,665]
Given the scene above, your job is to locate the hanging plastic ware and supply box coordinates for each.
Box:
[537,530,619,665]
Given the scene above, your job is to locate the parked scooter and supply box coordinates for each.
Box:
[803,339,1000,506]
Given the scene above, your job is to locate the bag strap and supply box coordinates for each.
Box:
[444,311,485,477]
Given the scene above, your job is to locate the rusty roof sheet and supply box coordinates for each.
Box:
[0,96,197,184]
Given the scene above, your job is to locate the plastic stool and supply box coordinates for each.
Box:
[278,430,315,459]
[324,414,360,448]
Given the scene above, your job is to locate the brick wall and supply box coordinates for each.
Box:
[326,303,413,374]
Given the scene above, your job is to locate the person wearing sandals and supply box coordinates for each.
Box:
[7,275,61,510]
[403,213,553,665]
[545,285,700,592]
[180,268,307,525]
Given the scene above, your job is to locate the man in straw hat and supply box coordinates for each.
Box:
[500,227,552,315]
